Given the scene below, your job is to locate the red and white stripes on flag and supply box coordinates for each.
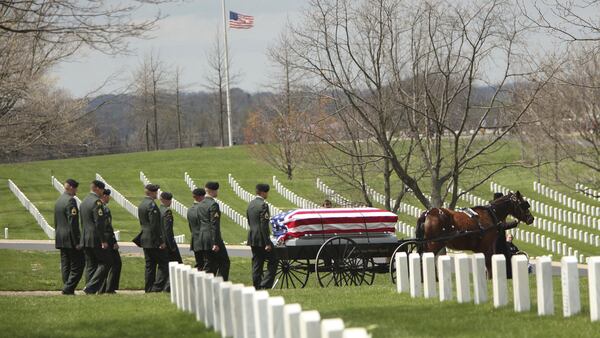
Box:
[229,11,254,29]
[277,208,398,242]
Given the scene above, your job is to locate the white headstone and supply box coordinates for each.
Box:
[212,277,224,332]
[254,290,270,338]
[492,255,507,308]
[536,256,553,316]
[395,252,409,293]
[342,328,369,338]
[188,269,197,314]
[408,253,422,298]
[454,254,471,303]
[231,284,245,338]
[589,257,600,322]
[170,263,179,305]
[437,255,452,301]
[194,271,206,322]
[204,273,215,328]
[267,297,286,338]
[472,253,487,304]
[3,227,7,239]
[284,303,302,338]
[422,253,436,298]
[175,265,184,309]
[320,318,344,338]
[299,311,321,338]
[561,256,581,317]
[512,255,530,312]
[242,287,257,338]
[182,266,192,312]
[220,281,233,337]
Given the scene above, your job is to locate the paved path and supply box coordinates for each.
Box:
[0,240,252,258]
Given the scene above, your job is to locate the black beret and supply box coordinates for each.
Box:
[145,184,160,192]
[193,188,206,197]
[103,189,111,196]
[65,179,79,188]
[160,191,173,200]
[205,181,219,190]
[92,180,105,189]
[256,183,270,193]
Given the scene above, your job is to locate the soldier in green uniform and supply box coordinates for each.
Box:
[99,189,121,294]
[199,182,230,281]
[247,183,277,289]
[188,188,206,270]
[136,184,169,292]
[159,191,182,264]
[54,178,84,295]
[80,180,113,294]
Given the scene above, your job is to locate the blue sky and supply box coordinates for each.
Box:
[52,1,306,97]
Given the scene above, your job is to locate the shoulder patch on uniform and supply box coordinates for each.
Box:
[71,207,78,216]
[96,200,102,206]
[98,208,103,216]
[213,212,220,219]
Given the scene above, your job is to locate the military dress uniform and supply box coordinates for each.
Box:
[80,193,113,293]
[99,204,121,293]
[198,196,230,281]
[247,196,277,289]
[160,204,182,264]
[54,192,84,294]
[188,201,205,270]
[137,196,169,292]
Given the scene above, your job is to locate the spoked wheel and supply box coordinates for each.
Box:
[363,257,376,285]
[389,240,421,284]
[315,236,368,287]
[272,259,310,289]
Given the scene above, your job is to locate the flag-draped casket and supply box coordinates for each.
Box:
[271,208,398,243]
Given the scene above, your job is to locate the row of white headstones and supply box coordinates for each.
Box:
[274,176,319,209]
[492,182,600,229]
[169,262,371,338]
[395,252,600,321]
[535,182,599,217]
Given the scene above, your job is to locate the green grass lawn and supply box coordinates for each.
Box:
[0,250,253,291]
[0,294,219,338]
[1,249,599,338]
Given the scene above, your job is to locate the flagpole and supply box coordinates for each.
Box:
[221,0,233,147]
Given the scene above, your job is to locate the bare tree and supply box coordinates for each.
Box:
[205,34,231,147]
[174,66,184,148]
[288,0,554,209]
[244,33,311,180]
[131,52,170,151]
[520,0,600,42]
[0,0,173,159]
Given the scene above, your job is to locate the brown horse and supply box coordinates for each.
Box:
[417,191,534,278]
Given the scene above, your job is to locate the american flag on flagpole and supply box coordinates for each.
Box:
[229,11,254,29]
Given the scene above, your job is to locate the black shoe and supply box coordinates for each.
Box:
[61,290,75,295]
[83,288,96,295]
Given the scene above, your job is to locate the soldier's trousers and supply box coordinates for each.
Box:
[100,249,121,293]
[83,248,113,293]
[143,248,169,292]
[205,243,230,281]
[251,246,277,289]
[193,250,205,270]
[169,245,183,264]
[59,248,85,294]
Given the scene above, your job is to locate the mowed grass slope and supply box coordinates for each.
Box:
[0,147,328,244]
[1,143,598,258]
